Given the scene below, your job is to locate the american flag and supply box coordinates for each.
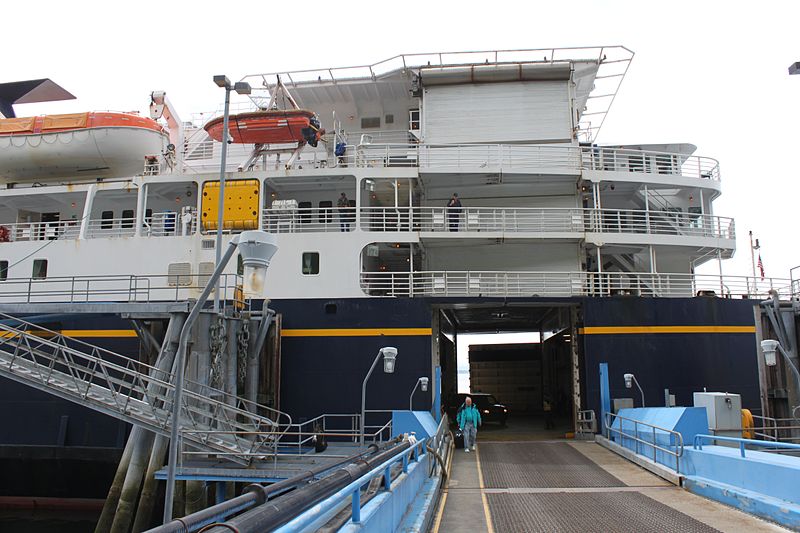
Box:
[757,254,765,279]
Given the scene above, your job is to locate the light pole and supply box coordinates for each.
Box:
[212,75,251,312]
[360,347,398,446]
[163,230,277,523]
[409,377,429,411]
[624,373,646,407]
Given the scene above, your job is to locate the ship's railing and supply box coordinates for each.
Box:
[0,221,81,242]
[357,207,735,239]
[143,211,197,237]
[347,143,582,172]
[86,217,138,238]
[262,207,345,233]
[359,271,791,299]
[581,146,720,181]
[245,47,626,84]
[0,273,246,307]
[176,140,722,184]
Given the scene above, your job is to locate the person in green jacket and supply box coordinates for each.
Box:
[457,396,482,452]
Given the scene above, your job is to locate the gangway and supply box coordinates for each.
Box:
[0,312,290,465]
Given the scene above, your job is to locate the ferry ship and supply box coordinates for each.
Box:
[0,47,791,503]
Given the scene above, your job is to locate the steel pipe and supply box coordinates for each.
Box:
[147,441,393,533]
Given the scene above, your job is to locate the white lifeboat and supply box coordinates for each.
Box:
[0,111,168,182]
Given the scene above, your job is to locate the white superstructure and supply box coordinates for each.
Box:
[0,47,781,304]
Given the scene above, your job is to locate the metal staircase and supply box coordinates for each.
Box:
[0,313,290,465]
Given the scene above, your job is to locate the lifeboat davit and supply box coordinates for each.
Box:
[204,109,325,147]
[0,111,168,181]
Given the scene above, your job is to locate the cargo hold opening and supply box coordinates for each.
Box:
[435,302,581,438]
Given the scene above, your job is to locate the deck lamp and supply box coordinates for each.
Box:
[409,377,429,410]
[789,62,800,76]
[163,230,277,524]
[211,75,253,311]
[361,347,399,445]
[761,339,780,367]
[623,373,646,407]
[238,231,278,297]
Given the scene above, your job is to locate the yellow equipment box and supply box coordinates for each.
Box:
[202,179,260,231]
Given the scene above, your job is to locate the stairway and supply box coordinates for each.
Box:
[0,314,288,465]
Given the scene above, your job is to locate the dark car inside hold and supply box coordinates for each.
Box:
[446,393,508,426]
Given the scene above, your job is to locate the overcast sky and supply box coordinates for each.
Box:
[5,1,798,281]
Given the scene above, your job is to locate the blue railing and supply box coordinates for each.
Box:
[273,437,429,532]
[693,434,800,458]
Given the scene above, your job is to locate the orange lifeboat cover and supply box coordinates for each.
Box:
[203,109,319,144]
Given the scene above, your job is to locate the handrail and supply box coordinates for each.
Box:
[174,139,722,182]
[273,437,428,533]
[263,205,734,238]
[0,312,291,463]
[605,411,684,471]
[693,434,800,458]
[359,270,792,299]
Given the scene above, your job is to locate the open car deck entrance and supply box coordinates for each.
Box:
[433,301,583,436]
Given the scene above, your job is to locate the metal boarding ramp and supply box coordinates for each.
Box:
[0,312,289,465]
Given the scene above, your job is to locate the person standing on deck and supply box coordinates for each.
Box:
[337,192,350,232]
[457,396,482,452]
[446,193,462,232]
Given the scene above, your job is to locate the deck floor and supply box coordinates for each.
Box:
[433,436,789,533]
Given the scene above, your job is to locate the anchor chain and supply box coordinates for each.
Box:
[209,316,227,390]
[237,319,250,392]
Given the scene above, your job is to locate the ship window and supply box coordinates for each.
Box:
[0,260,7,281]
[121,209,134,228]
[409,110,420,131]
[101,210,114,229]
[32,259,47,279]
[360,117,380,129]
[325,302,337,314]
[302,252,319,275]
[237,254,244,276]
[385,114,394,125]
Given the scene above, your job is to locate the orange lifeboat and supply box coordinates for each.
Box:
[0,111,167,181]
[204,109,325,147]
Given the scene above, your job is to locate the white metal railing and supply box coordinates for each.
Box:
[577,410,597,438]
[0,273,246,307]
[359,271,791,299]
[0,221,81,242]
[605,411,684,472]
[86,217,137,238]
[175,138,723,184]
[0,212,198,243]
[262,207,347,233]
[581,146,720,181]
[358,206,735,239]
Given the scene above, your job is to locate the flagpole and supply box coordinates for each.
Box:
[749,231,760,295]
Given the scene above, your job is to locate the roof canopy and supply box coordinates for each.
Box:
[0,79,76,118]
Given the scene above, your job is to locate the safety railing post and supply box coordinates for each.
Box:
[351,489,361,524]
[384,465,392,491]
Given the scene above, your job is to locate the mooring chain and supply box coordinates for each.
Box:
[209,316,227,390]
[237,319,250,392]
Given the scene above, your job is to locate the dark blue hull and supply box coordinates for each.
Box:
[0,296,763,498]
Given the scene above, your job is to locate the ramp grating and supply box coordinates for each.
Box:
[479,442,623,488]
[487,492,721,533]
